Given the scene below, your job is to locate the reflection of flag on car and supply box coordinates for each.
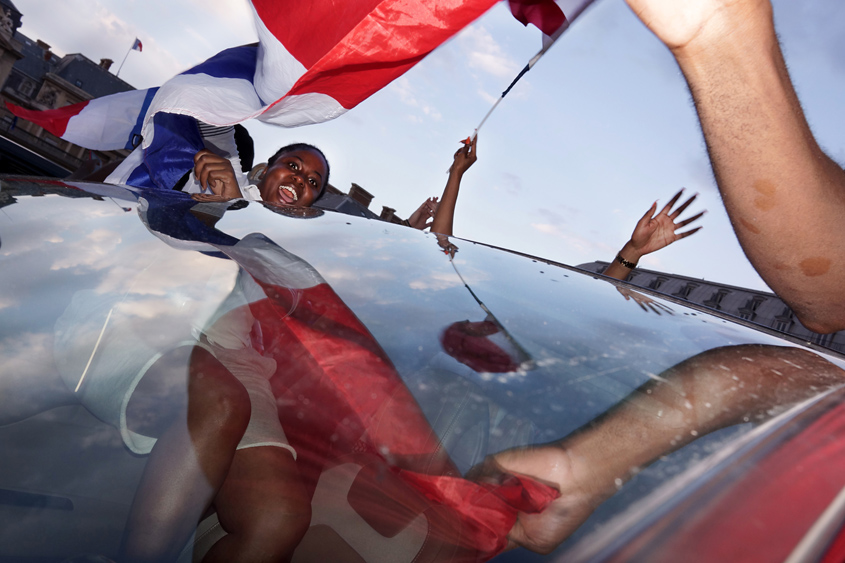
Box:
[6,0,498,189]
[227,235,558,560]
[134,196,559,560]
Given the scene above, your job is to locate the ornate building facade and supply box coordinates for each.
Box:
[578,260,844,354]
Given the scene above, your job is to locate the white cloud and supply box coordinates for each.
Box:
[50,228,122,271]
[477,88,498,105]
[389,76,442,122]
[458,25,520,79]
[530,222,614,256]
[409,271,462,291]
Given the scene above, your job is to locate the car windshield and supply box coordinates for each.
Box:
[2,179,844,562]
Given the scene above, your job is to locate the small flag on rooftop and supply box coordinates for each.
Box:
[117,37,142,77]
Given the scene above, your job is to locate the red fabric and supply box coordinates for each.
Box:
[5,100,87,138]
[254,0,499,110]
[246,276,558,560]
[440,320,520,373]
[821,523,845,563]
[507,0,566,36]
[641,403,845,563]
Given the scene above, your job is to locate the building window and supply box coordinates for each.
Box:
[704,289,729,310]
[648,276,668,290]
[812,332,832,347]
[18,80,34,97]
[75,79,83,87]
[673,283,698,300]
[738,296,766,321]
[773,307,794,333]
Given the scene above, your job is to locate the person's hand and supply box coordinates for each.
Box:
[448,135,477,177]
[193,150,242,198]
[622,189,704,264]
[467,447,598,554]
[407,196,439,230]
[616,286,674,315]
[624,0,766,54]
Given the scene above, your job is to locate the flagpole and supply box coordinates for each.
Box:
[469,0,602,139]
[116,44,133,78]
[472,45,551,140]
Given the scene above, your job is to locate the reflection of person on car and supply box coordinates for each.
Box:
[427,135,704,280]
[467,344,845,555]
[120,191,558,562]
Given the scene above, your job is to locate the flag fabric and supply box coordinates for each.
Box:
[508,0,594,48]
[131,38,142,52]
[8,0,499,190]
[6,88,156,150]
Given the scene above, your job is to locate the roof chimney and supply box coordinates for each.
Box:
[348,183,374,209]
[99,58,113,71]
[36,39,52,61]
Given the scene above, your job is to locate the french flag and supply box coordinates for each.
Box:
[8,0,498,189]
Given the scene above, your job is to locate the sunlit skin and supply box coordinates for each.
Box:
[257,148,327,207]
[624,0,845,332]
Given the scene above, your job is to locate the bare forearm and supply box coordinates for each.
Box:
[430,171,463,236]
[674,4,845,331]
[603,241,643,281]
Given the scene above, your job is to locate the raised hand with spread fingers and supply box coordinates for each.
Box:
[603,189,705,281]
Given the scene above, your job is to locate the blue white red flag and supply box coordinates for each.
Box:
[131,38,142,52]
[8,0,497,189]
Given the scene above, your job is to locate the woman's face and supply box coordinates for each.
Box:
[257,148,328,207]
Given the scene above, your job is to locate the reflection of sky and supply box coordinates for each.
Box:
[210,200,845,441]
[6,188,845,439]
[5,187,845,559]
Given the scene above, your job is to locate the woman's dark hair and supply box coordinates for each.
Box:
[267,143,330,197]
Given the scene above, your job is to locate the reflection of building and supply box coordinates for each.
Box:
[578,261,844,354]
[0,0,134,176]
[316,182,379,219]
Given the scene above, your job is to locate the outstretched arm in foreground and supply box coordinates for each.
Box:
[603,189,703,281]
[469,345,845,554]
[431,136,477,236]
[625,0,845,332]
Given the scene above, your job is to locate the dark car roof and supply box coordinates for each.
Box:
[2,177,845,562]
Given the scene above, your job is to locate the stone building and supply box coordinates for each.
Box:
[578,260,844,354]
[0,0,134,176]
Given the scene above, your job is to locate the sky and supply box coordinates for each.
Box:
[12,0,845,293]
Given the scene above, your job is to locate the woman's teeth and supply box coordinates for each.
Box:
[280,185,298,201]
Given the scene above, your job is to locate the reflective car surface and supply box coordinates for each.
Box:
[3,177,845,563]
